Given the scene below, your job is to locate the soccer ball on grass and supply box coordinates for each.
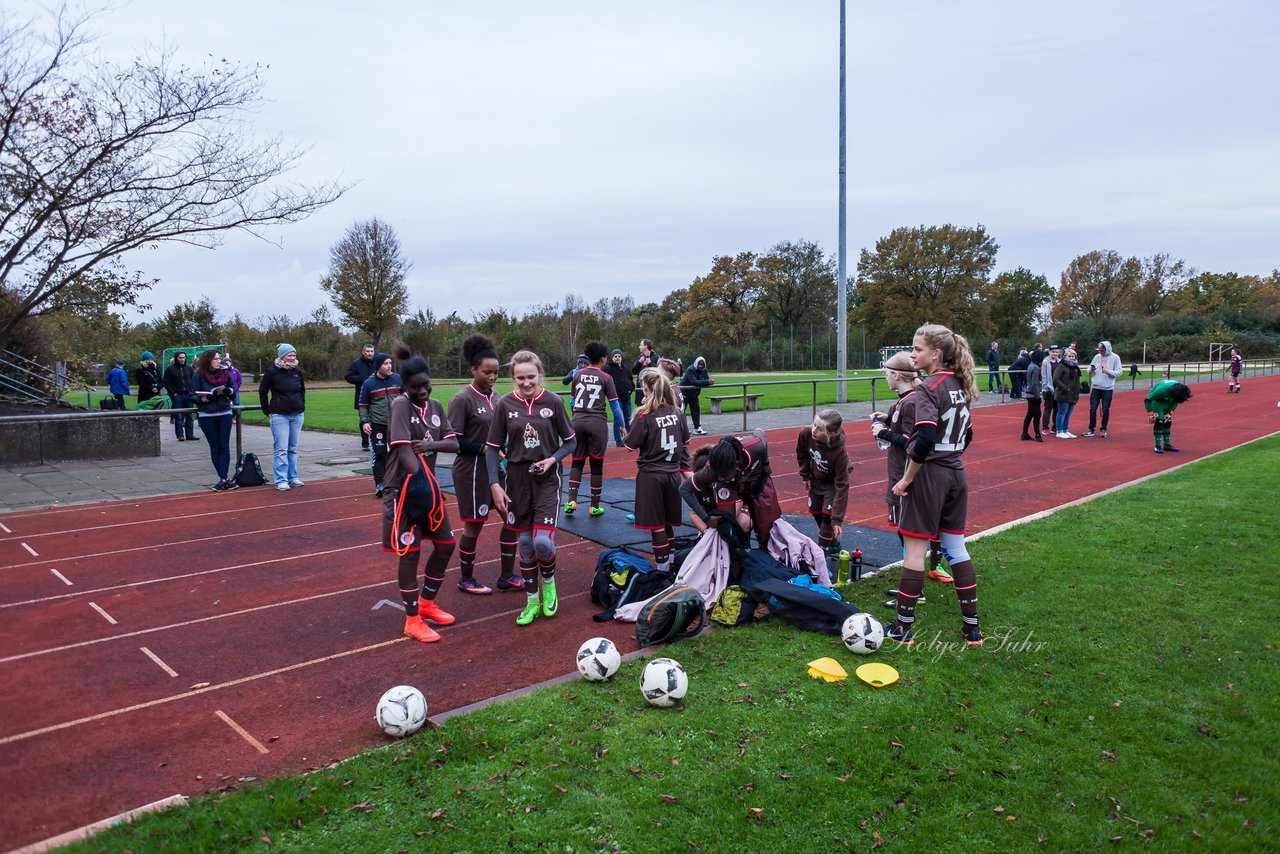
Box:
[640,657,688,707]
[376,685,428,737]
[576,636,622,681]
[842,613,884,655]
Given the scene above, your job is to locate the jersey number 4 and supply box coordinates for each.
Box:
[660,427,677,461]
[937,406,970,452]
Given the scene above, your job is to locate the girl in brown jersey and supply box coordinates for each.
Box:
[485,350,577,627]
[888,324,983,647]
[384,345,461,644]
[795,409,850,553]
[449,334,523,596]
[623,368,691,570]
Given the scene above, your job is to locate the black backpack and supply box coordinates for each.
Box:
[635,584,706,647]
[591,547,671,622]
[233,452,267,487]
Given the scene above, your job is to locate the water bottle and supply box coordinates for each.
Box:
[852,549,863,582]
[872,414,890,451]
[836,550,850,585]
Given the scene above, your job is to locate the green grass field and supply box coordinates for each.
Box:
[67,436,1279,851]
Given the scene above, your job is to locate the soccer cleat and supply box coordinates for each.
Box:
[541,579,559,617]
[589,505,605,517]
[516,598,541,626]
[457,577,493,596]
[928,567,954,583]
[1163,445,1180,452]
[418,599,456,625]
[1083,430,1095,437]
[404,615,441,643]
[563,500,577,515]
[1154,447,1164,454]
[625,513,635,521]
[496,575,526,592]
[962,624,985,646]
[885,621,915,645]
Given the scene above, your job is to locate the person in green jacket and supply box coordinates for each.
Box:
[1144,380,1192,454]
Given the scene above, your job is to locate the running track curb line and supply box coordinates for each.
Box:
[12,794,187,854]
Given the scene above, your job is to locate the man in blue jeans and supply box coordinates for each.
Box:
[162,351,197,440]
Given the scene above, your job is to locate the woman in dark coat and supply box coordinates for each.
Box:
[681,356,714,435]
[1052,348,1082,438]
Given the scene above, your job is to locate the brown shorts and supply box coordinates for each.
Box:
[885,496,902,529]
[382,489,455,553]
[452,456,502,523]
[633,469,683,530]
[571,418,609,460]
[504,462,561,531]
[808,480,837,517]
[897,464,967,541]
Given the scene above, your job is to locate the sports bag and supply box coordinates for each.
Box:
[233,451,267,487]
[710,585,754,627]
[389,453,445,556]
[635,584,706,647]
[591,547,668,621]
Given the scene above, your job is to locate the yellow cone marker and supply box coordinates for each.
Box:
[855,662,899,688]
[806,657,848,682]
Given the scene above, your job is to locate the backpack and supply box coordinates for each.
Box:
[591,548,670,621]
[233,452,266,487]
[389,453,445,555]
[635,584,706,647]
[710,585,754,627]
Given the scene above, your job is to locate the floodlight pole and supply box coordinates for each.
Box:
[836,0,848,402]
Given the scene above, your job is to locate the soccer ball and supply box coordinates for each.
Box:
[576,636,622,681]
[640,657,688,707]
[375,685,428,737]
[842,613,884,655]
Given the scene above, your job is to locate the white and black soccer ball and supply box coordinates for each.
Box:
[375,685,428,737]
[842,613,885,655]
[640,657,688,707]
[576,636,622,682]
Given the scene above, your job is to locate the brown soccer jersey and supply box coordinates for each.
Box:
[909,371,970,469]
[884,388,919,510]
[569,366,618,423]
[385,395,455,488]
[449,383,499,522]
[690,428,768,504]
[795,427,850,524]
[485,389,575,465]
[624,404,690,473]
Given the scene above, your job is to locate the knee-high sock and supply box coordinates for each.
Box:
[499,525,519,578]
[812,513,834,549]
[894,567,926,626]
[517,531,538,592]
[950,559,979,626]
[928,539,944,573]
[420,541,455,600]
[589,457,604,507]
[566,459,585,502]
[652,529,671,568]
[534,530,556,579]
[457,530,479,581]
[398,554,421,617]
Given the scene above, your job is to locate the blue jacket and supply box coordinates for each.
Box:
[107,367,130,396]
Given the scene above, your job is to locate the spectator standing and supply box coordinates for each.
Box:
[562,353,589,386]
[1084,340,1122,437]
[1053,347,1082,438]
[259,344,306,491]
[223,353,244,408]
[358,352,401,497]
[345,344,376,450]
[630,338,660,407]
[681,356,714,435]
[1040,345,1061,435]
[192,349,240,491]
[106,360,130,410]
[984,341,1001,392]
[163,351,197,441]
[1008,349,1030,399]
[1021,355,1044,441]
[603,348,634,446]
[135,352,162,406]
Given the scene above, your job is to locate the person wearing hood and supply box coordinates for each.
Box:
[135,352,162,406]
[162,351,197,441]
[603,348,634,446]
[358,351,401,497]
[562,353,589,386]
[1052,347,1082,438]
[258,344,306,490]
[192,349,241,490]
[681,356,714,435]
[345,344,377,450]
[1040,345,1061,435]
[1084,340,1123,437]
[106,359,130,410]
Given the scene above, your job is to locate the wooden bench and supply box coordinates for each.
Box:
[707,393,764,415]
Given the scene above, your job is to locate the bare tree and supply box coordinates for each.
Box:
[0,7,345,351]
[318,218,410,347]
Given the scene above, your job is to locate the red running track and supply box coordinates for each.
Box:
[2,376,1277,849]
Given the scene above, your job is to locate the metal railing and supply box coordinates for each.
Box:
[1,348,97,406]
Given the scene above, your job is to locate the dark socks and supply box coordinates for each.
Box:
[420,542,454,600]
[398,554,420,616]
[457,533,479,581]
[499,526,519,579]
[894,568,925,628]
[950,559,979,628]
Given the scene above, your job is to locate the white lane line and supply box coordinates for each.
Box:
[1,542,379,611]
[214,710,270,754]
[51,568,73,586]
[5,512,379,570]
[21,542,38,556]
[140,646,178,677]
[0,637,404,746]
[88,602,118,625]
[0,541,591,664]
[0,484,371,524]
[0,521,12,534]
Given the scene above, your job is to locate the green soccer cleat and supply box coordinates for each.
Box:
[541,579,558,617]
[516,598,541,626]
[563,500,577,515]
[589,505,605,517]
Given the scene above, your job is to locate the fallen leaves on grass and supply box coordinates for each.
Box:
[747,807,764,822]
[1100,750,1117,761]
[347,802,375,813]
[660,794,680,804]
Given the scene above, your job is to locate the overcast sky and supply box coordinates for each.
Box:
[15,0,1280,325]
